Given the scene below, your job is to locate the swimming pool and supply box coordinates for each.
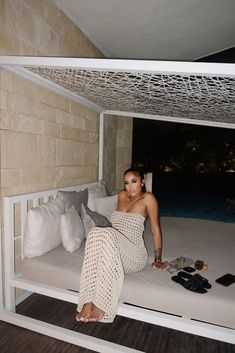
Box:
[157,191,235,223]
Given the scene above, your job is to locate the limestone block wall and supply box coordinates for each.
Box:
[0,0,134,197]
[0,68,100,197]
[104,115,133,193]
[116,116,133,191]
[104,114,117,193]
[0,0,105,202]
[0,0,104,57]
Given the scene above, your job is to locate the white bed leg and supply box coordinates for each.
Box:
[99,112,104,180]
[4,197,16,312]
[5,287,16,312]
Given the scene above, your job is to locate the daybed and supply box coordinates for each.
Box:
[3,182,235,353]
[1,56,235,352]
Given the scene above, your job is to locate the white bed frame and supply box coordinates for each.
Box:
[1,183,235,353]
[0,56,235,351]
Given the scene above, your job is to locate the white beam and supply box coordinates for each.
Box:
[105,110,235,129]
[0,56,235,77]
[117,303,235,345]
[1,65,103,113]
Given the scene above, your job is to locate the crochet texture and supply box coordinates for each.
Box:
[77,210,148,322]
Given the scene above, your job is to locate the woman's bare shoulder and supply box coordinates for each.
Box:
[143,191,156,199]
[118,190,126,199]
[143,192,158,204]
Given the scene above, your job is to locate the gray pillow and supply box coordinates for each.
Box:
[57,188,88,215]
[80,203,112,237]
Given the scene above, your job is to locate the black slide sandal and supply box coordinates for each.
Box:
[171,275,208,294]
[178,271,192,279]
[178,271,212,289]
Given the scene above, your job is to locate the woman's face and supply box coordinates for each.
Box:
[124,172,143,197]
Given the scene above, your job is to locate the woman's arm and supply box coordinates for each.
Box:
[145,193,167,270]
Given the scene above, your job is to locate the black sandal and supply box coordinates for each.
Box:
[171,275,207,294]
[178,271,212,289]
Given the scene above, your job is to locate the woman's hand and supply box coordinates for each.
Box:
[152,260,168,270]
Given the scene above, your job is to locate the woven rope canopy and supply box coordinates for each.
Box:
[1,56,234,127]
[28,66,235,125]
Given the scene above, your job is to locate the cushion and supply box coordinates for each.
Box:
[57,188,88,214]
[60,205,85,252]
[24,198,64,259]
[80,203,112,237]
[87,180,108,211]
[94,194,118,220]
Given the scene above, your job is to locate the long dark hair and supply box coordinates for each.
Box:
[123,167,146,192]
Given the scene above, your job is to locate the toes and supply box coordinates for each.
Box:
[76,315,90,323]
[76,314,82,322]
[76,313,89,322]
[88,317,97,322]
[76,313,84,322]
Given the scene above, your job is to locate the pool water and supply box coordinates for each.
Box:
[157,191,235,223]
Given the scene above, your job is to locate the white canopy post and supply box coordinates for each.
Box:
[0,231,3,311]
[98,112,105,180]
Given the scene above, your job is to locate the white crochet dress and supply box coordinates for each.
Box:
[77,210,148,322]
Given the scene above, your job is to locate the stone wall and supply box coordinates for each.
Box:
[116,116,133,191]
[104,115,117,193]
[0,0,105,198]
[0,0,104,57]
[104,115,133,193]
[0,68,100,197]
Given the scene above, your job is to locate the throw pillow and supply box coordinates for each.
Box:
[87,180,108,211]
[57,188,88,215]
[94,194,118,220]
[24,198,64,259]
[60,205,85,252]
[80,203,112,237]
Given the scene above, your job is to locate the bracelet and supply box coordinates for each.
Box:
[154,257,162,262]
[154,248,162,263]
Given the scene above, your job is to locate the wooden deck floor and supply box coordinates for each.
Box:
[0,293,235,353]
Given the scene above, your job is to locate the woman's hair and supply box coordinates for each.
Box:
[123,167,146,192]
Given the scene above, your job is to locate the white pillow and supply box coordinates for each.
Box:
[60,205,85,252]
[87,180,108,211]
[24,198,64,259]
[95,194,118,220]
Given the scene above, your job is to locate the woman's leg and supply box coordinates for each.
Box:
[77,227,124,323]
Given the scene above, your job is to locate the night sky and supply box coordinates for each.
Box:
[132,119,235,196]
[133,119,235,170]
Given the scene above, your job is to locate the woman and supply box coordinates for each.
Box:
[76,168,166,323]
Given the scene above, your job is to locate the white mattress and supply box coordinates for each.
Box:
[19,217,235,329]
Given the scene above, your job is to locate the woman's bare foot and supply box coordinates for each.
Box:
[76,302,93,322]
[89,305,105,322]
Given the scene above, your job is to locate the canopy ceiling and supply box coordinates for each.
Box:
[1,56,235,128]
[52,0,235,61]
